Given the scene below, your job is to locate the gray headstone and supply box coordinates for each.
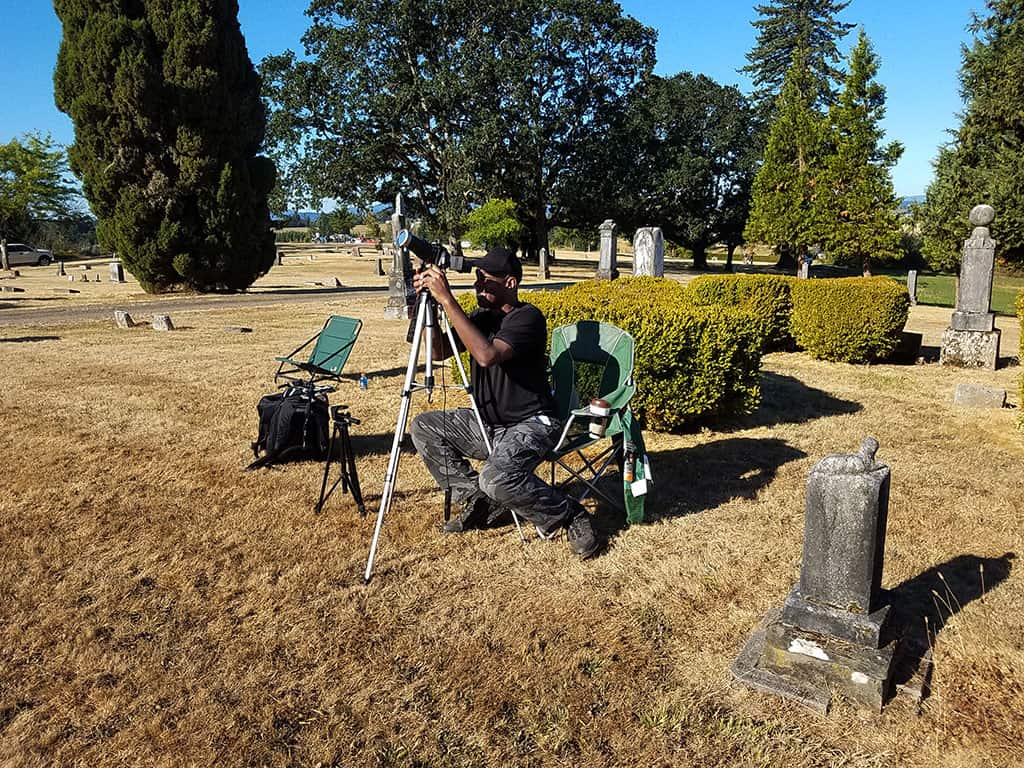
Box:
[385,191,414,319]
[151,314,174,331]
[114,310,135,329]
[952,383,1006,409]
[596,219,618,280]
[632,228,664,277]
[93,274,101,282]
[57,261,66,277]
[376,255,385,276]
[276,251,284,266]
[798,260,810,280]
[906,270,918,305]
[333,276,343,288]
[79,264,92,270]
[79,273,89,282]
[1,286,25,293]
[732,438,898,713]
[538,247,550,279]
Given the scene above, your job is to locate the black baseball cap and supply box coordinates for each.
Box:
[471,247,522,281]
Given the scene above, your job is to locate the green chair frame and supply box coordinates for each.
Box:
[275,315,362,388]
[547,321,639,514]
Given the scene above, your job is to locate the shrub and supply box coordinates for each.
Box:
[455,277,763,431]
[684,274,796,351]
[790,277,910,363]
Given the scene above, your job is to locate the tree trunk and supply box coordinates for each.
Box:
[1,238,8,272]
[691,243,709,270]
[725,242,736,272]
[775,244,797,272]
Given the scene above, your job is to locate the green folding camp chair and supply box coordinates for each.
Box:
[547,321,650,524]
[275,315,362,388]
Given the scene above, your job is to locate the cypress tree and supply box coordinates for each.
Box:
[742,0,854,121]
[53,0,276,293]
[744,53,826,269]
[816,30,903,275]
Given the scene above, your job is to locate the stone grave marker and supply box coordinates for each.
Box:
[385,191,415,319]
[632,228,664,277]
[151,314,174,331]
[114,310,135,329]
[58,261,66,277]
[223,325,253,334]
[276,251,284,266]
[109,262,125,283]
[333,276,343,288]
[952,383,1006,409]
[732,438,899,713]
[906,270,918,304]
[538,247,550,280]
[596,219,618,280]
[941,205,1001,369]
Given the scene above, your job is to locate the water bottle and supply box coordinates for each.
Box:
[359,373,369,390]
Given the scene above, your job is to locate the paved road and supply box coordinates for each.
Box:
[0,281,573,328]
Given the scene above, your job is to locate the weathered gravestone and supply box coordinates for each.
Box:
[596,220,619,280]
[732,438,899,713]
[109,262,125,283]
[384,192,415,319]
[906,270,918,305]
[276,251,284,267]
[952,382,1006,409]
[538,247,550,280]
[941,205,1001,369]
[632,228,664,277]
[114,310,135,329]
[151,314,174,331]
[57,261,66,277]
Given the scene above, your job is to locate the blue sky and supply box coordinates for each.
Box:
[0,1,981,198]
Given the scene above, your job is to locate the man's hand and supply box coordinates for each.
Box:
[412,264,455,308]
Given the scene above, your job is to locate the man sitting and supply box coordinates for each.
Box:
[409,247,601,559]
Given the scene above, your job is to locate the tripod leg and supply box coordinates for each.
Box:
[341,423,366,516]
[365,293,430,583]
[443,314,527,546]
[315,421,339,514]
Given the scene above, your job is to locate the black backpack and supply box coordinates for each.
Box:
[247,385,330,470]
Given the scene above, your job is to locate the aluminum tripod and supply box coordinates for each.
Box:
[363,289,525,583]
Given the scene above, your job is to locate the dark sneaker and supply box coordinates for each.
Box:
[566,510,600,559]
[442,495,489,534]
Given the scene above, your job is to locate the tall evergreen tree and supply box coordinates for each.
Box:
[920,0,1024,269]
[815,30,903,275]
[744,53,826,269]
[53,0,276,293]
[742,0,854,121]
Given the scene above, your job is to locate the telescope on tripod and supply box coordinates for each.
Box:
[363,230,525,583]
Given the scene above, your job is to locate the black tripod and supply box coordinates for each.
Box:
[315,404,365,516]
[363,285,526,583]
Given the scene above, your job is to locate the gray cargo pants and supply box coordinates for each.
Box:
[409,408,573,532]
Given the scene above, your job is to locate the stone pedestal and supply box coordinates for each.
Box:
[596,220,618,280]
[732,438,898,713]
[384,192,414,319]
[941,205,1000,370]
[538,247,550,279]
[906,270,918,305]
[632,228,664,277]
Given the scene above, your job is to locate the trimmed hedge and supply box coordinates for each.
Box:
[789,277,910,363]
[684,273,796,351]
[455,277,763,431]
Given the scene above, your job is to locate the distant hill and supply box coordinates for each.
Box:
[900,195,925,209]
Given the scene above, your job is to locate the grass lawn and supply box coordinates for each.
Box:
[913,272,1024,316]
[1,288,1022,766]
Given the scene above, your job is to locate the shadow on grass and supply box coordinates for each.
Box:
[714,371,861,431]
[887,552,1015,695]
[1,335,61,343]
[587,437,807,536]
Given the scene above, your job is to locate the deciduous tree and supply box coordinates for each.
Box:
[54,0,276,293]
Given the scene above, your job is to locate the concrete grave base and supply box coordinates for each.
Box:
[940,327,1000,370]
[732,609,898,714]
[781,587,890,648]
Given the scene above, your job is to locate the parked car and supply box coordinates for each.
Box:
[4,243,53,267]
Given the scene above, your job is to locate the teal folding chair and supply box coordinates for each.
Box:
[547,321,650,524]
[275,315,362,388]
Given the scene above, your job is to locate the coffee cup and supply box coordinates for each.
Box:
[588,398,611,437]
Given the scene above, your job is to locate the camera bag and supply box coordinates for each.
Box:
[247,385,330,470]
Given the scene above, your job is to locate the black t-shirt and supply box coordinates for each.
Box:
[459,303,555,427]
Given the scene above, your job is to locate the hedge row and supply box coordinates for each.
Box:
[685,273,910,364]
[456,277,763,431]
[685,274,795,351]
[789,277,911,363]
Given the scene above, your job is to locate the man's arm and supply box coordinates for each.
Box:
[414,264,515,367]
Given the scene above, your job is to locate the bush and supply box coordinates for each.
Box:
[790,277,910,363]
[455,277,763,431]
[684,274,796,351]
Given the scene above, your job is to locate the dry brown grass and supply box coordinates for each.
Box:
[1,298,1022,767]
